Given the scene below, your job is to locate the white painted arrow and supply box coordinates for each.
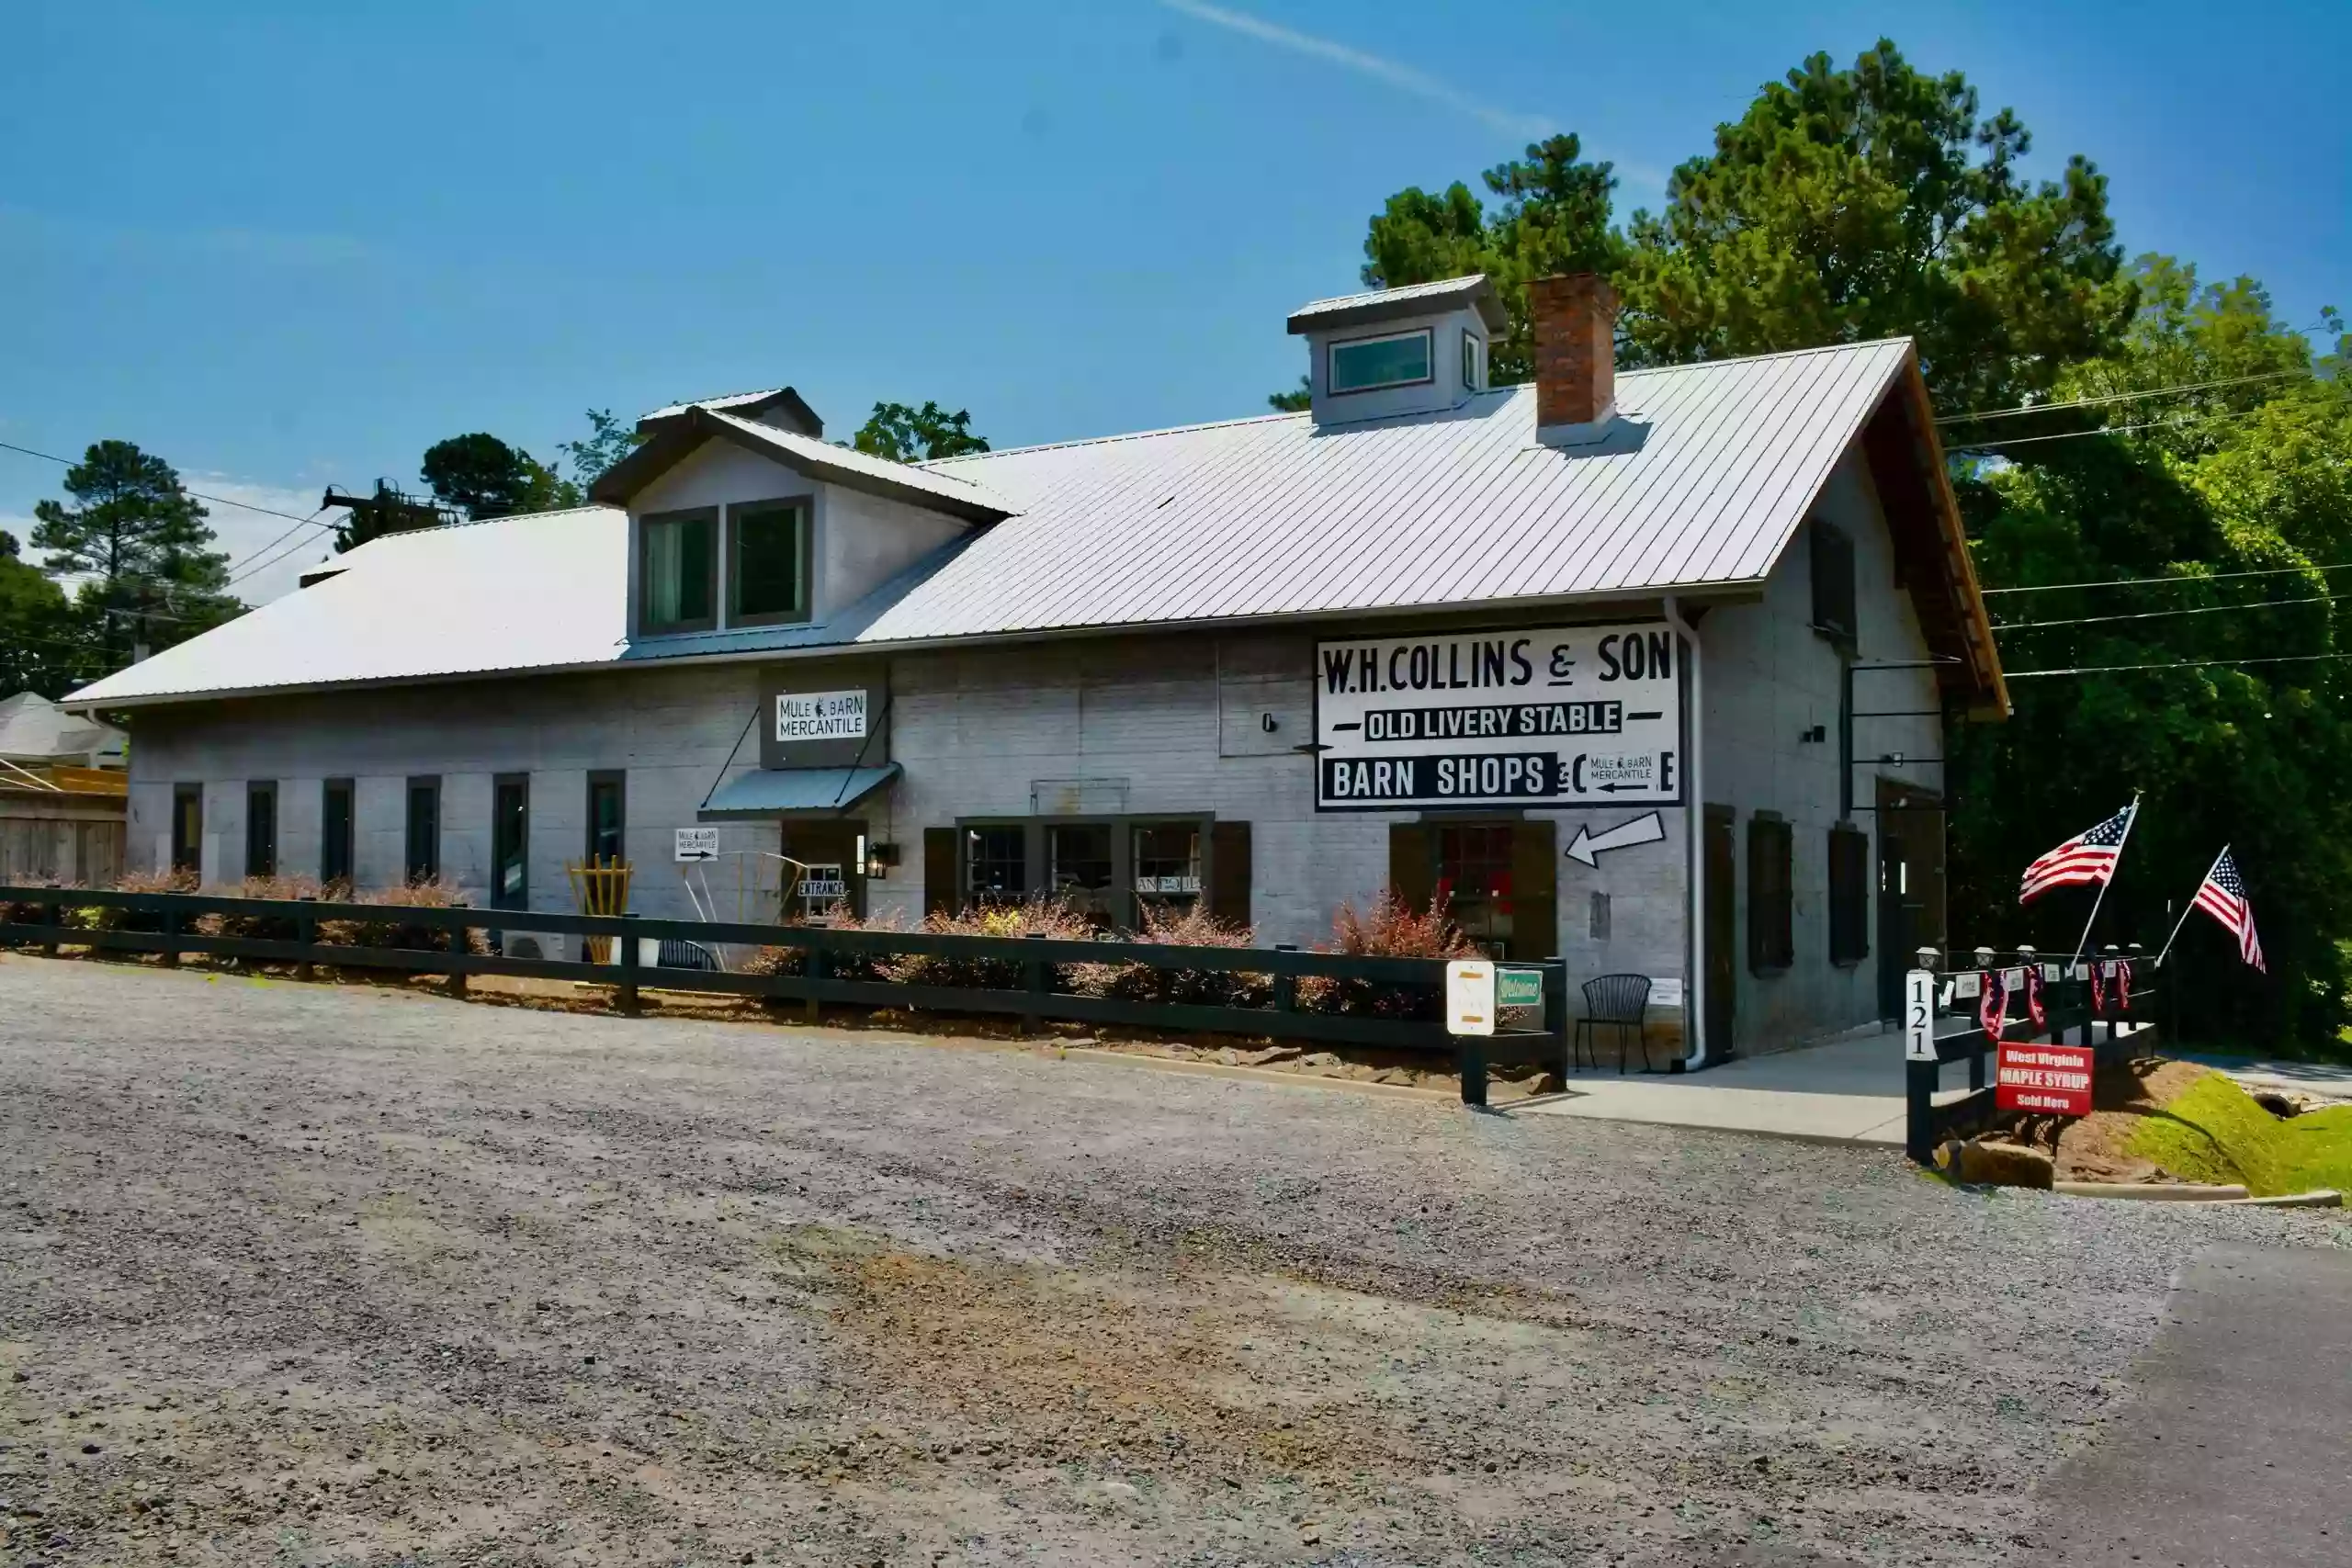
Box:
[1565,811,1666,867]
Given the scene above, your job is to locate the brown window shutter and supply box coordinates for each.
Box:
[1388,822,1432,914]
[1508,818,1557,960]
[922,827,958,917]
[1827,824,1869,965]
[1748,815,1792,973]
[1208,820,1252,928]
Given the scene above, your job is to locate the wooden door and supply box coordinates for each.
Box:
[1703,805,1736,1060]
[780,819,865,922]
[1875,779,1946,1017]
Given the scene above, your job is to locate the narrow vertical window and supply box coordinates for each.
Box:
[585,772,626,863]
[322,779,355,886]
[244,782,277,879]
[171,784,203,875]
[404,777,441,883]
[492,774,529,909]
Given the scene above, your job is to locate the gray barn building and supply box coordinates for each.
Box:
[66,274,2005,1064]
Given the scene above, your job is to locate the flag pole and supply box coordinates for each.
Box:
[2155,842,2226,968]
[2069,795,2142,972]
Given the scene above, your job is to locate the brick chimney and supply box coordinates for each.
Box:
[1528,273,1618,430]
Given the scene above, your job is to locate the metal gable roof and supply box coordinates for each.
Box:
[873,337,1917,640]
[65,338,1933,710]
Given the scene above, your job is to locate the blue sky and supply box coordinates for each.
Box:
[2,0,2343,601]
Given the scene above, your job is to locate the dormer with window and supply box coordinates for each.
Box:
[590,389,1012,648]
[1284,275,1505,428]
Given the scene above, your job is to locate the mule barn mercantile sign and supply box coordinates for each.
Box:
[1314,624,1684,811]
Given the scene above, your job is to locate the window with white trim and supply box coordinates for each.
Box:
[1329,329,1433,394]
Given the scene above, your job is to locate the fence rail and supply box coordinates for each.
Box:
[1905,945,2161,1161]
[0,885,1567,1105]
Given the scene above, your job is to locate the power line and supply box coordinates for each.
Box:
[0,434,335,578]
[1982,561,2352,596]
[1936,368,2308,425]
[2006,651,2352,679]
[1996,592,2352,632]
[1950,407,2265,451]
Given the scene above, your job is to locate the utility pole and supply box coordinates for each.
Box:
[321,480,457,553]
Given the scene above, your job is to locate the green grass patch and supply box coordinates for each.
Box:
[2128,1071,2352,1196]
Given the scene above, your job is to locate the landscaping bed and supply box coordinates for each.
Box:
[1988,1055,2352,1195]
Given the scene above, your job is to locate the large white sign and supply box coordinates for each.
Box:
[1314,624,1683,811]
[775,689,868,742]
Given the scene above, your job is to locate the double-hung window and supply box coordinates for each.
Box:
[1329,329,1432,395]
[1461,329,1483,391]
[639,507,718,634]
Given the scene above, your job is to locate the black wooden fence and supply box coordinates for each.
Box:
[0,886,1568,1105]
[1905,945,2161,1161]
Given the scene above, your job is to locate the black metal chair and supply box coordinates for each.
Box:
[1576,974,1654,1073]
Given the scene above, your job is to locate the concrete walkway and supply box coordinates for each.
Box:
[2175,1050,2352,1102]
[1518,1029,1921,1145]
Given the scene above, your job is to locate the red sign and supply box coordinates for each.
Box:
[1996,1042,2096,1117]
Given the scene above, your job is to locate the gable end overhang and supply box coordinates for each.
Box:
[589,405,1011,525]
[1860,351,2008,717]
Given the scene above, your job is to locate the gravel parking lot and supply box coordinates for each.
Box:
[2,953,2344,1567]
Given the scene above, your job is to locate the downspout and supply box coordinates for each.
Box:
[1664,594,1706,1071]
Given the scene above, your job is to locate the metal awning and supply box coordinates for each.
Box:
[698,763,900,819]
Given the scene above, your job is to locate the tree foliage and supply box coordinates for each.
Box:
[852,400,990,463]
[556,408,644,491]
[1617,39,2135,412]
[0,537,82,697]
[419,433,577,520]
[1950,272,2352,1047]
[1357,133,1624,385]
[25,440,237,671]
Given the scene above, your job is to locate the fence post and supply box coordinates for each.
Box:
[296,896,316,982]
[1272,942,1297,1014]
[1458,1038,1488,1107]
[1023,931,1046,1034]
[447,905,468,997]
[40,897,59,960]
[161,905,180,968]
[804,936,828,1025]
[1544,958,1570,1081]
[617,913,639,1017]
[1906,1055,1939,1162]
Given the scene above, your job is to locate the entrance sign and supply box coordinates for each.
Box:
[775,690,868,743]
[1996,1042,2095,1116]
[1445,960,1496,1036]
[1315,624,1682,810]
[674,827,719,863]
[1497,966,1544,1008]
[1904,968,1936,1061]
[799,863,848,907]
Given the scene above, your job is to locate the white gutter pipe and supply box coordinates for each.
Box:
[1663,595,1706,1071]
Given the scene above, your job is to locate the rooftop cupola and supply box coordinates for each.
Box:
[1284,275,1504,428]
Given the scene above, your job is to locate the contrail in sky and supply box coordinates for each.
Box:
[1156,0,1555,142]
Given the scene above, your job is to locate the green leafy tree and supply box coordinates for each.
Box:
[1355,132,1625,385]
[557,408,645,492]
[1267,378,1312,412]
[1617,39,2136,413]
[0,531,88,697]
[420,433,580,520]
[27,440,237,670]
[851,401,990,462]
[1950,273,2351,1050]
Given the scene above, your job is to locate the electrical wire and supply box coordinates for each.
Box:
[1995,592,2352,632]
[1949,407,2266,450]
[1935,368,2309,425]
[0,434,337,582]
[2005,651,2352,678]
[1981,561,2352,595]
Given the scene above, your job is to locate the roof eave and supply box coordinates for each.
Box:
[592,406,1010,525]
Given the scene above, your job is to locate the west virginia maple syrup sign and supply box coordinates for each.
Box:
[1314,624,1684,811]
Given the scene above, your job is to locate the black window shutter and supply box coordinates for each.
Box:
[1388,823,1433,915]
[1748,815,1792,973]
[1827,825,1870,965]
[1208,820,1252,929]
[1507,819,1557,960]
[922,827,958,917]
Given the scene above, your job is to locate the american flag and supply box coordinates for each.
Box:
[2192,850,2266,972]
[2019,802,2137,904]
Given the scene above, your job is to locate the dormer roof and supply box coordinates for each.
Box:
[636,386,824,438]
[1286,275,1506,335]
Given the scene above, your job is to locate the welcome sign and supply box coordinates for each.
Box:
[1314,624,1684,811]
